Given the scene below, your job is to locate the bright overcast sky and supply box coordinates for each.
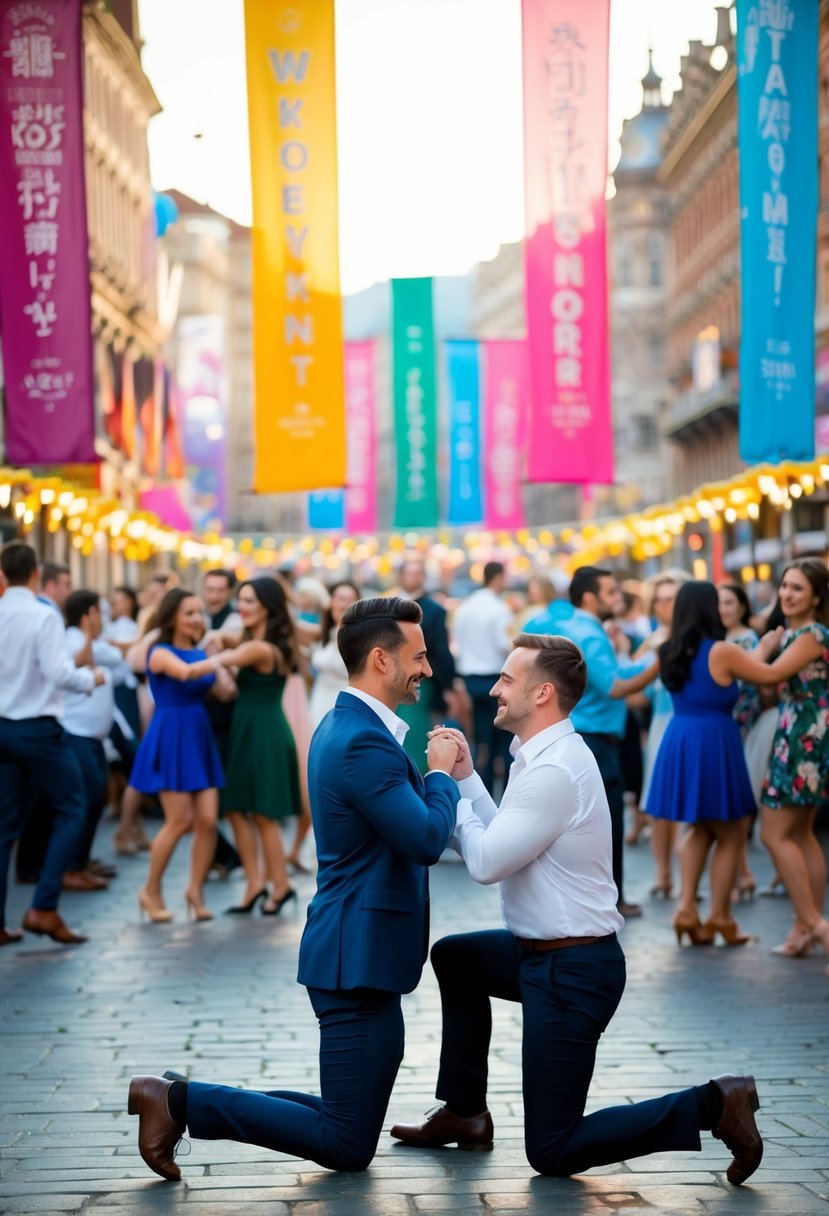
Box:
[137,0,720,294]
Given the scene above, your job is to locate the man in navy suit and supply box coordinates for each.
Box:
[128,597,460,1180]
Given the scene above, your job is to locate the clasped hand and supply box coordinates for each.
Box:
[426,726,474,780]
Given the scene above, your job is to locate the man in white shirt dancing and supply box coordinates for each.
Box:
[391,632,763,1185]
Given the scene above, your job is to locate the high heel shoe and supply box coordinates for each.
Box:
[672,911,715,946]
[114,832,139,857]
[650,880,674,900]
[262,887,297,917]
[286,856,311,875]
[770,930,813,957]
[138,889,173,923]
[806,917,829,958]
[184,892,213,922]
[732,875,756,902]
[225,888,268,915]
[704,917,751,946]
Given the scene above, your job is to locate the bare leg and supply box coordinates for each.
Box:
[142,790,192,912]
[708,820,745,923]
[795,809,826,914]
[186,789,218,915]
[761,806,824,930]
[649,818,677,893]
[255,814,290,904]
[677,824,714,921]
[226,811,265,902]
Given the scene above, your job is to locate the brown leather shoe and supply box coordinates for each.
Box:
[390,1105,493,1151]
[22,908,87,944]
[62,870,108,891]
[0,927,23,947]
[87,859,118,879]
[711,1074,763,1185]
[128,1075,185,1181]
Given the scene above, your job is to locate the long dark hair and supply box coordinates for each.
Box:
[152,588,197,645]
[319,580,361,642]
[241,577,297,672]
[660,581,725,692]
[780,558,829,627]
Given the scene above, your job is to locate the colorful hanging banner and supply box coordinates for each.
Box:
[521,0,613,485]
[392,278,439,527]
[245,0,346,492]
[737,0,818,463]
[308,490,345,530]
[483,340,528,530]
[178,315,228,532]
[344,340,377,533]
[0,0,95,465]
[446,340,483,526]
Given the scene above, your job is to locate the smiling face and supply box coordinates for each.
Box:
[331,583,359,627]
[778,566,818,623]
[203,573,233,616]
[718,586,743,631]
[385,620,432,707]
[651,581,678,628]
[174,595,206,645]
[490,647,541,735]
[237,583,267,632]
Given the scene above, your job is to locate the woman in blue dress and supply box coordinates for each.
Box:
[648,581,809,948]
[132,589,226,923]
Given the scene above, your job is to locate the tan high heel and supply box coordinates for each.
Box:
[672,911,715,946]
[705,917,751,946]
[770,930,813,957]
[650,879,674,900]
[184,892,213,922]
[138,889,173,923]
[732,875,756,902]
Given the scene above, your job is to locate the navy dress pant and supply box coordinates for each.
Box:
[63,733,109,871]
[0,716,85,924]
[431,930,701,1176]
[187,986,404,1171]
[580,733,627,903]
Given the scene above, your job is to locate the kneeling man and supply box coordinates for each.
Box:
[391,633,762,1185]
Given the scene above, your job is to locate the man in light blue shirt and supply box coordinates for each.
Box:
[526,567,657,916]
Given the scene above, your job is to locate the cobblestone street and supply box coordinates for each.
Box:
[2,822,829,1216]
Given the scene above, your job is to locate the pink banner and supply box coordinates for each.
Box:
[0,0,95,464]
[483,340,527,530]
[345,341,377,533]
[522,1,613,484]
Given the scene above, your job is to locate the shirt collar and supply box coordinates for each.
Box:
[343,687,410,745]
[509,717,575,764]
[3,586,36,602]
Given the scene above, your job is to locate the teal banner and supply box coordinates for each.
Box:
[446,340,483,525]
[392,278,439,527]
[737,0,818,462]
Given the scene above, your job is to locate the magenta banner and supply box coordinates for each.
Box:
[521,0,613,485]
[345,340,377,534]
[0,0,95,464]
[483,340,527,530]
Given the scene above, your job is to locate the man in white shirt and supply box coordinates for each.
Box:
[391,632,763,1186]
[0,542,103,946]
[451,561,513,794]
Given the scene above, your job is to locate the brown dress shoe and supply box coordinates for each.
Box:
[87,859,118,879]
[711,1074,763,1185]
[21,908,88,944]
[0,927,24,947]
[62,870,108,891]
[390,1105,494,1151]
[128,1075,185,1181]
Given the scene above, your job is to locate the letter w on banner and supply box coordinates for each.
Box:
[521,0,613,484]
[737,0,817,462]
[245,0,346,492]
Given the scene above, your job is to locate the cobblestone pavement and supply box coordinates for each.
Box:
[2,818,829,1216]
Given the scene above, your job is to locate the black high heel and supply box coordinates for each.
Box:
[262,887,297,917]
[225,888,268,915]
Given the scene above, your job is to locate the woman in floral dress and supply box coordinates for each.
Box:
[759,559,829,965]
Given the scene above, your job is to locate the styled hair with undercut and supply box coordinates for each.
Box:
[337,596,423,676]
[512,632,587,715]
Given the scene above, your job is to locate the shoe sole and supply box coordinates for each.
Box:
[725,1076,762,1186]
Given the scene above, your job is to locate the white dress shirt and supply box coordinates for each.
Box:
[104,615,140,690]
[62,628,121,740]
[0,587,95,720]
[453,718,624,939]
[452,587,513,675]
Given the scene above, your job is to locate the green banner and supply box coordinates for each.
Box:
[392,278,439,527]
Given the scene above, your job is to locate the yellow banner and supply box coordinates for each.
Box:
[245,0,346,492]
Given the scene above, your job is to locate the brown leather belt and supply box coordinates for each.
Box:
[515,932,615,953]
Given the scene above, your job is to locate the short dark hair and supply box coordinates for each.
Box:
[1,541,37,585]
[41,560,70,588]
[337,596,423,676]
[569,566,612,607]
[483,561,504,587]
[65,589,100,628]
[513,632,587,715]
[204,568,235,590]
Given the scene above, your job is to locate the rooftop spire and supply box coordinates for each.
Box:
[641,48,663,108]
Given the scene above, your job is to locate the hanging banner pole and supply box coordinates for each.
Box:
[521,0,613,485]
[0,0,95,465]
[392,278,439,528]
[245,0,346,492]
[737,0,818,462]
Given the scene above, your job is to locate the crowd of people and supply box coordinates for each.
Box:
[0,540,827,970]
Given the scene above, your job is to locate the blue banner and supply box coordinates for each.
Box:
[446,340,483,525]
[737,0,818,462]
[307,490,345,531]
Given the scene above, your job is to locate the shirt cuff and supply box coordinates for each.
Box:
[458,771,487,800]
[424,769,455,783]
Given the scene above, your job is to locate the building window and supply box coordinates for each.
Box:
[649,333,665,369]
[647,231,663,286]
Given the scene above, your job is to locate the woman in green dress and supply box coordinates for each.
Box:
[216,577,301,916]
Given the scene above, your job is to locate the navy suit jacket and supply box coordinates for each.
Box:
[297,692,458,994]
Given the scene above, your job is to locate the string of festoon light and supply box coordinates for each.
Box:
[2,457,827,580]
